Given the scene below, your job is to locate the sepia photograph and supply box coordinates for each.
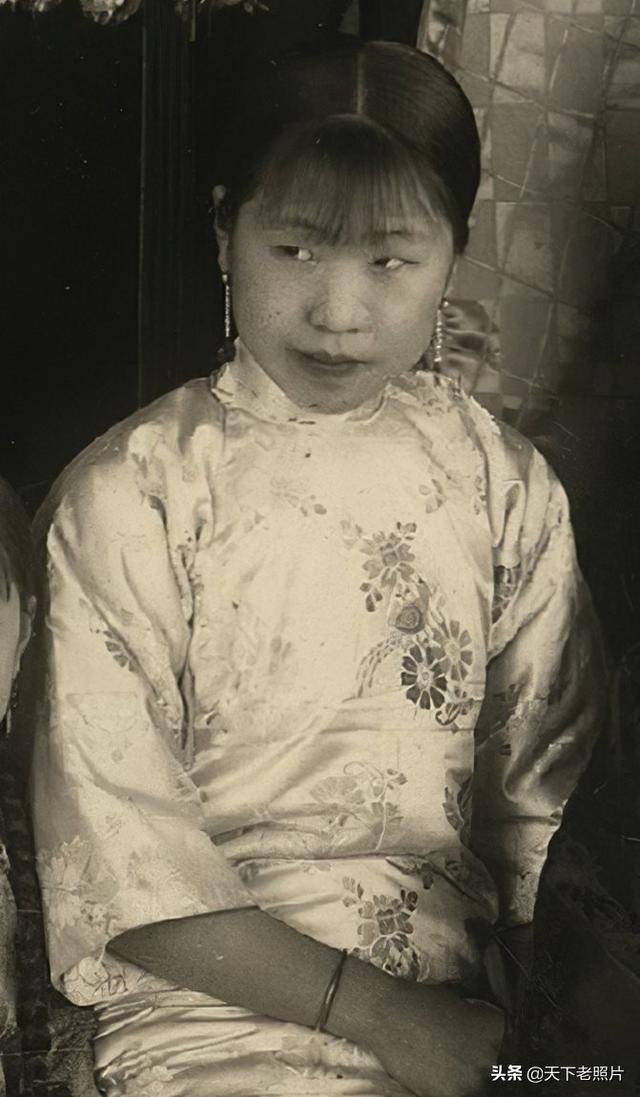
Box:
[1,1,639,1094]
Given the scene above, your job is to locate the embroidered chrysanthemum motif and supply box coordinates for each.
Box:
[429,619,474,682]
[401,642,448,711]
[359,522,418,612]
[342,878,421,979]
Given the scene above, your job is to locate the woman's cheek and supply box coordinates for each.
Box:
[235,272,281,335]
[386,295,436,353]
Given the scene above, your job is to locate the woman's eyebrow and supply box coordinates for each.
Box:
[258,217,433,245]
[370,227,433,243]
[260,216,328,240]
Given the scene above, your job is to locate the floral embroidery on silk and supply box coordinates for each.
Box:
[359,522,418,613]
[401,641,449,711]
[342,878,421,979]
[27,343,603,1095]
[309,763,407,848]
[352,520,476,723]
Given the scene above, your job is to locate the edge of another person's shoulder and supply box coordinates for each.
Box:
[0,477,36,603]
[34,377,223,540]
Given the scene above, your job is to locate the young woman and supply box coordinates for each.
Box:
[29,39,603,1097]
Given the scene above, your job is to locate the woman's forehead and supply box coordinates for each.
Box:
[226,109,461,249]
[250,199,447,247]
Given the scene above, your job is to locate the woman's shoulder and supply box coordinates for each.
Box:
[393,368,547,480]
[35,378,225,538]
[392,370,565,550]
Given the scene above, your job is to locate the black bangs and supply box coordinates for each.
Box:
[215,42,479,252]
[253,116,457,247]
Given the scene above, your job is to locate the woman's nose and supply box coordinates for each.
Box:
[308,268,372,334]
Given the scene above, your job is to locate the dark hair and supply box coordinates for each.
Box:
[216,39,480,253]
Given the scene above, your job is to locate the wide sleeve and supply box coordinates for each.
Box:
[29,447,253,1006]
[469,425,606,928]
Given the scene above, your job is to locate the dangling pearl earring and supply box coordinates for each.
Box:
[216,271,236,366]
[431,298,448,371]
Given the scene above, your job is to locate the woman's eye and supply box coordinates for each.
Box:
[373,256,407,272]
[278,246,315,263]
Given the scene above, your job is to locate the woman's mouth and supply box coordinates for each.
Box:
[308,350,360,365]
[292,348,363,373]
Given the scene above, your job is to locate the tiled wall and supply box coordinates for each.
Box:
[430,6,640,1055]
[423,0,640,423]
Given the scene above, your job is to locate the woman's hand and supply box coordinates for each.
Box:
[111,909,504,1097]
[329,958,504,1097]
[376,981,504,1097]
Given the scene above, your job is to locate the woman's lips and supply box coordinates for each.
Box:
[306,350,360,365]
[292,348,363,373]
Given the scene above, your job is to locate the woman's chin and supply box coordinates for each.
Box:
[277,356,387,413]
[287,383,381,415]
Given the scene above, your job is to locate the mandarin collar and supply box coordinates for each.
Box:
[210,340,390,427]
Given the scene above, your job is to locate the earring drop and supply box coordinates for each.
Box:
[216,271,236,366]
[431,298,448,370]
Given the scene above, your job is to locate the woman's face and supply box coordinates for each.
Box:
[216,191,455,414]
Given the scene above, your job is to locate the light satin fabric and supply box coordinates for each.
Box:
[30,344,603,1095]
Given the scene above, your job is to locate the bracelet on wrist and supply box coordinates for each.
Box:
[315,951,348,1033]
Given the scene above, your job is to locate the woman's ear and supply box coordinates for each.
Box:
[212,185,231,272]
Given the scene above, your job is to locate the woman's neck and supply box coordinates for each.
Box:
[212,340,389,426]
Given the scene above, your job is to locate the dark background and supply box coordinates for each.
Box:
[1,0,358,513]
[2,3,141,511]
